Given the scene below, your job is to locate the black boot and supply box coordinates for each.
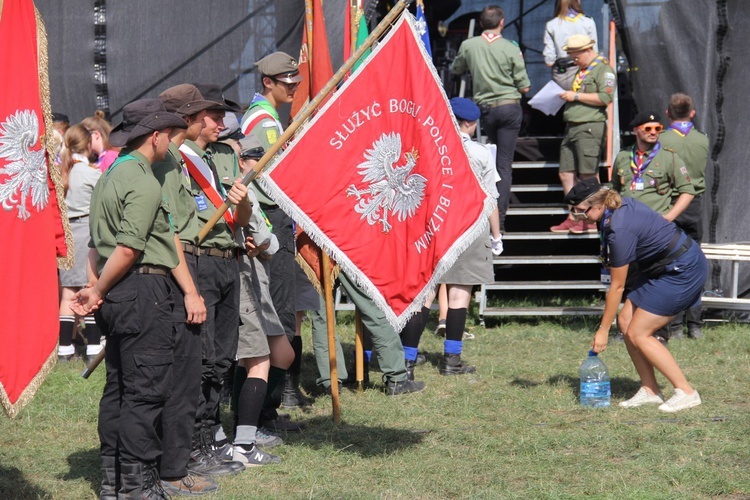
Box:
[99,455,118,500]
[187,428,244,476]
[118,462,145,500]
[140,462,170,499]
[440,353,476,376]
[405,359,416,382]
[281,373,309,409]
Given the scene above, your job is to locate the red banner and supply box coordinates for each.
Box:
[290,0,334,120]
[0,0,63,417]
[261,13,494,330]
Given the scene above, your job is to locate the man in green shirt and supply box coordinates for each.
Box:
[180,84,252,472]
[155,84,242,494]
[450,5,531,232]
[552,33,616,234]
[659,93,710,340]
[611,111,695,220]
[241,53,312,419]
[72,99,187,499]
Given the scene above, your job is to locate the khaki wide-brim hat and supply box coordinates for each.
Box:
[563,34,596,53]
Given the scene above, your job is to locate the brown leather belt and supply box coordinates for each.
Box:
[181,242,237,259]
[486,99,519,108]
[68,214,89,221]
[133,265,170,276]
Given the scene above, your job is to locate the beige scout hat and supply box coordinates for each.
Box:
[254,52,303,83]
[563,34,596,53]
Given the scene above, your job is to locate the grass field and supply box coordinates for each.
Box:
[2,316,749,499]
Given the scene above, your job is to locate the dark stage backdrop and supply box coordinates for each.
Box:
[611,0,749,297]
[36,0,350,123]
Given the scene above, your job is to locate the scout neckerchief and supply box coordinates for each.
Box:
[178,143,235,231]
[571,55,606,92]
[629,142,660,191]
[240,93,282,136]
[481,31,502,43]
[565,9,583,21]
[668,121,694,137]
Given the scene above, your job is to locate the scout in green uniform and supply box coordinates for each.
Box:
[180,84,253,468]
[154,84,242,495]
[71,99,187,499]
[241,52,313,419]
[450,5,530,232]
[659,93,710,340]
[551,33,616,234]
[611,111,695,220]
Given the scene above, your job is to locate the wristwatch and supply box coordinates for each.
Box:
[574,92,580,101]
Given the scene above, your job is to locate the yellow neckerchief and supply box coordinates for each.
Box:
[564,11,583,22]
[571,55,606,92]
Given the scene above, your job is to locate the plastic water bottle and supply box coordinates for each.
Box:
[579,350,611,407]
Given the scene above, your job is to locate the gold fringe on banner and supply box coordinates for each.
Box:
[0,349,56,418]
[36,6,74,270]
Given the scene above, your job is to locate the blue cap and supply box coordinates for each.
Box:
[450,97,481,122]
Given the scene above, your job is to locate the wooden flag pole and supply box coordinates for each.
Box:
[354,309,365,393]
[321,253,340,423]
[197,0,409,244]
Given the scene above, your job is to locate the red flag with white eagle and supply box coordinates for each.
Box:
[258,12,494,330]
[0,0,69,417]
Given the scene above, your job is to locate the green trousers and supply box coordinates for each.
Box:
[311,272,407,386]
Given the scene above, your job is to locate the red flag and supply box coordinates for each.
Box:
[0,0,66,417]
[261,13,494,330]
[290,0,334,120]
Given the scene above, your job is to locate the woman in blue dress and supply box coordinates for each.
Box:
[565,178,707,412]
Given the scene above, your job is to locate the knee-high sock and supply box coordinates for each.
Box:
[235,378,267,446]
[400,311,424,361]
[58,316,75,355]
[444,307,467,355]
[289,336,303,376]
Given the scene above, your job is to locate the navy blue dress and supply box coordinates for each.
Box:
[604,198,708,316]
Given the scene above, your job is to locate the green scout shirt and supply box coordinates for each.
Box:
[243,98,283,206]
[183,140,240,249]
[151,142,201,244]
[611,144,695,214]
[563,58,616,123]
[450,32,531,105]
[658,126,709,196]
[88,149,178,273]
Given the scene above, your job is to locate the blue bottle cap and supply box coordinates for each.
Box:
[588,349,597,356]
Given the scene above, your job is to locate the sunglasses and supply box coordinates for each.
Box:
[569,206,593,219]
[639,124,663,133]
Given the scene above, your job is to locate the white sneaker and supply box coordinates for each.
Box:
[491,235,504,256]
[658,389,701,413]
[618,387,665,408]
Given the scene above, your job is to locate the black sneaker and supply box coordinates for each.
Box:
[232,444,282,466]
[687,326,703,339]
[187,448,244,476]
[385,379,425,396]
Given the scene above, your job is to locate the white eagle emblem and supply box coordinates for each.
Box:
[346,132,427,233]
[0,110,48,220]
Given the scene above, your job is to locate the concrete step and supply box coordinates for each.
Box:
[512,161,559,169]
[506,205,568,216]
